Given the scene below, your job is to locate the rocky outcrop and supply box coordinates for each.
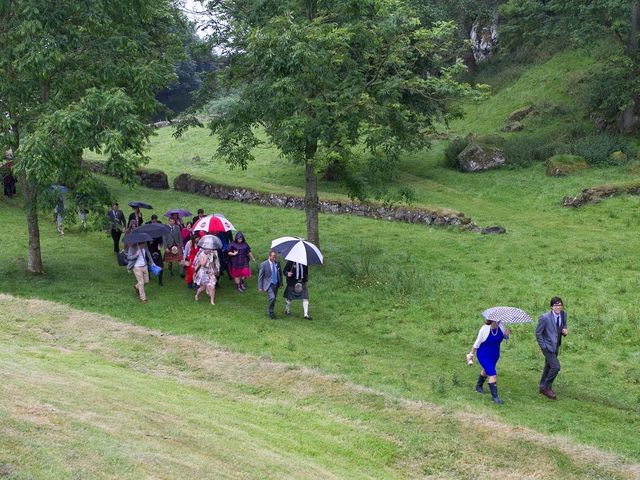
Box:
[562,183,640,207]
[82,160,169,190]
[173,173,481,230]
[457,138,506,172]
[545,155,589,177]
[470,19,498,63]
[507,106,534,122]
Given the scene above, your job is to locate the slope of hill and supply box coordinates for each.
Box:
[1,294,638,479]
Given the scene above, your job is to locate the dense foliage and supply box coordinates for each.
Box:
[0,0,185,272]
[195,0,478,245]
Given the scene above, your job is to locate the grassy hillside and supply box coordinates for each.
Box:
[1,172,640,465]
[4,48,640,476]
[1,295,637,479]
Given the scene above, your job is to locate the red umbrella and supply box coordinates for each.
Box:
[192,215,235,233]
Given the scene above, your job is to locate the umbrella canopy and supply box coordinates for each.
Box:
[123,231,153,244]
[164,208,192,219]
[128,201,153,209]
[133,223,170,238]
[198,234,222,250]
[193,215,235,233]
[481,306,533,324]
[270,236,323,266]
[213,213,235,232]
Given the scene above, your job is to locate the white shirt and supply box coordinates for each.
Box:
[134,248,147,268]
[473,323,509,349]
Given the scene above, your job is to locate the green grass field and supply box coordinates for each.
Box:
[3,48,640,478]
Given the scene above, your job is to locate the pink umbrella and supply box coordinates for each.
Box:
[192,214,235,233]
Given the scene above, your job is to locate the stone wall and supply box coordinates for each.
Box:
[563,183,640,207]
[173,173,500,232]
[83,160,169,190]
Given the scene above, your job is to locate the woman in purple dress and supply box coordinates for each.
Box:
[226,232,255,292]
[467,319,510,404]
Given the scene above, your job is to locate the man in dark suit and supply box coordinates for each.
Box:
[258,250,282,319]
[536,296,568,400]
[108,202,126,253]
[192,208,206,226]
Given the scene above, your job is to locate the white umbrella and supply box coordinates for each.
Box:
[481,306,533,324]
[270,236,323,265]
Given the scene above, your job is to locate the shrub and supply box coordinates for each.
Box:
[443,137,469,170]
[503,135,555,168]
[569,133,635,166]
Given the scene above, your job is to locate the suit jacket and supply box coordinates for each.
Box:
[108,209,126,231]
[162,224,184,249]
[258,259,282,290]
[535,310,567,353]
[126,245,156,271]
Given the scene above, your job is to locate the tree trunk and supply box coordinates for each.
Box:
[20,173,44,274]
[630,2,640,51]
[304,141,320,247]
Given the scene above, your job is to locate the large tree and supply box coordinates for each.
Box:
[197,0,476,246]
[0,0,185,273]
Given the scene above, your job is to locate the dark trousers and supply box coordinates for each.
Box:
[540,348,561,389]
[267,284,279,315]
[111,229,122,252]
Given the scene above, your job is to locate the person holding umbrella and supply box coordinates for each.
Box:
[283,261,311,320]
[258,250,282,319]
[467,317,511,404]
[126,234,157,304]
[193,235,221,305]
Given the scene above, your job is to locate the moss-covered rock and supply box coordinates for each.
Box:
[545,154,589,177]
[507,106,534,122]
[609,150,628,163]
[457,135,506,172]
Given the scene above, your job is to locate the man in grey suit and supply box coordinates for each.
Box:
[536,296,568,400]
[258,250,282,319]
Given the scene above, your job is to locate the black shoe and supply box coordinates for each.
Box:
[303,315,312,320]
[269,313,276,319]
[475,375,487,394]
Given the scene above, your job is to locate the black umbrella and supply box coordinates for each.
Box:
[133,223,170,238]
[128,201,153,209]
[123,231,153,244]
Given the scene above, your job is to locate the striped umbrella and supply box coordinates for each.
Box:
[481,306,533,324]
[270,237,323,266]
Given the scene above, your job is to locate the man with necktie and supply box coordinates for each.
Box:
[108,202,126,254]
[536,296,568,400]
[258,250,282,319]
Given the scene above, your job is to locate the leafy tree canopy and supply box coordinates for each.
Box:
[0,0,186,272]
[195,0,480,244]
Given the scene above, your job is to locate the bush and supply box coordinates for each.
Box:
[502,135,555,168]
[443,137,469,170]
[569,133,635,166]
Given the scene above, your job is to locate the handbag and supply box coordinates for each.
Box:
[294,282,303,293]
[149,264,162,277]
[116,251,128,267]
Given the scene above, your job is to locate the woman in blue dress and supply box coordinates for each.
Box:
[467,319,510,404]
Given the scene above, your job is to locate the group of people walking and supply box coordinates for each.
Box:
[467,297,568,404]
[108,202,312,318]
